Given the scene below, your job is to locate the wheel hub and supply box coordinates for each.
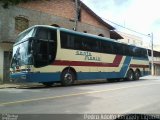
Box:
[64,73,72,82]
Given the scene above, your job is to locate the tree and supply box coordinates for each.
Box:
[0,0,31,8]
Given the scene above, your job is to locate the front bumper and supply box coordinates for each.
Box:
[10,72,61,83]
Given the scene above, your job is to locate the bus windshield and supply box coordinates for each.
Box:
[11,28,35,68]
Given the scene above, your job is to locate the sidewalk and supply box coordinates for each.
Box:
[0,83,43,89]
[140,75,160,80]
[0,83,20,89]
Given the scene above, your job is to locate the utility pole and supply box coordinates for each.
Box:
[151,33,154,75]
[149,33,154,75]
[74,0,78,31]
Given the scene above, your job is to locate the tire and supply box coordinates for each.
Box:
[107,79,114,83]
[61,69,75,86]
[42,82,54,87]
[126,70,134,81]
[134,70,140,80]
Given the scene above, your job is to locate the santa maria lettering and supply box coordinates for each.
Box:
[76,51,101,61]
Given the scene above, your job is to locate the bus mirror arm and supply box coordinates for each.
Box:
[30,37,38,55]
[28,37,38,66]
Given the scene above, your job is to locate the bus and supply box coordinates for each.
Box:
[10,25,150,86]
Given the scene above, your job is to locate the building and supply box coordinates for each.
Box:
[0,0,122,83]
[117,31,143,46]
[148,50,160,75]
[118,31,160,76]
[154,45,160,51]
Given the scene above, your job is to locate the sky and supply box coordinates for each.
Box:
[81,0,160,48]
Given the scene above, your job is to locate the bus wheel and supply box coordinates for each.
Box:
[135,70,141,80]
[61,69,75,86]
[42,82,54,87]
[126,70,134,81]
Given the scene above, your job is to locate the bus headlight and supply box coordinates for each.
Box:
[26,68,31,72]
[26,65,31,72]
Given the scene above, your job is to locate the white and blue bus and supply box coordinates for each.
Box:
[10,25,150,86]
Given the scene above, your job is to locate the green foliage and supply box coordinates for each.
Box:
[0,0,31,8]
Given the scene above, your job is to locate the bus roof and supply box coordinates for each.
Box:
[17,25,116,42]
[17,25,146,49]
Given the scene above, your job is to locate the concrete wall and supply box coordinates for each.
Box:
[17,0,75,20]
[17,0,110,37]
[79,7,110,37]
[0,1,111,41]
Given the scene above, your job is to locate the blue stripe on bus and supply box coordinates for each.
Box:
[11,72,61,83]
[77,56,132,80]
[120,56,132,77]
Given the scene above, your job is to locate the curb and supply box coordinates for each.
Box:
[0,83,44,89]
[0,84,20,89]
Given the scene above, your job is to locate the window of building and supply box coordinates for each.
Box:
[98,34,104,37]
[128,39,130,43]
[78,8,81,21]
[15,16,29,32]
[51,24,60,27]
[77,1,81,21]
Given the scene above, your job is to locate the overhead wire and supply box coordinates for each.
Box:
[101,17,150,37]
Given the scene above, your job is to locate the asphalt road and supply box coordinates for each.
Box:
[0,76,160,114]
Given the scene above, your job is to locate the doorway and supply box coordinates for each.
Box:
[3,51,12,83]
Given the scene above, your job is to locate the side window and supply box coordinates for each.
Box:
[121,44,131,56]
[128,46,133,57]
[123,45,129,56]
[137,48,143,57]
[101,41,114,54]
[117,43,124,55]
[60,32,100,52]
[133,47,142,57]
[112,43,118,54]
[81,37,100,52]
[60,32,67,48]
[131,46,137,57]
[60,32,75,49]
[74,34,83,50]
[92,40,100,52]
[148,49,151,56]
[36,28,48,40]
[134,47,139,57]
[141,48,147,58]
[35,27,56,40]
